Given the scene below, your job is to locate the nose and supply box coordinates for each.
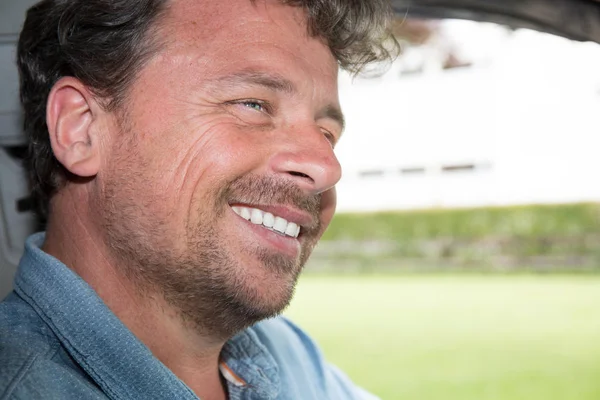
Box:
[267,125,342,195]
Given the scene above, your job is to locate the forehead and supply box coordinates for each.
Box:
[157,0,339,89]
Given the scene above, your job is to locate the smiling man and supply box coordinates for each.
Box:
[0,0,397,399]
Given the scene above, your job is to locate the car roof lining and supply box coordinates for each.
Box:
[393,0,600,44]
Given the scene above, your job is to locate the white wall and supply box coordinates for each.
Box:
[334,23,600,212]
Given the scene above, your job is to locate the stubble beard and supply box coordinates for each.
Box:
[98,172,321,340]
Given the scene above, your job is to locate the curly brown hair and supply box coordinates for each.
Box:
[17,0,399,220]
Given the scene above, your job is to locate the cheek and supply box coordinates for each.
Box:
[135,117,242,184]
[167,123,267,204]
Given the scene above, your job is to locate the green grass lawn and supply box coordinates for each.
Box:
[285,275,600,400]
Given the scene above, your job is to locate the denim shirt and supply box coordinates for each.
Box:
[0,234,377,400]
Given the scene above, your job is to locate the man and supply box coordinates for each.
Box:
[0,0,397,398]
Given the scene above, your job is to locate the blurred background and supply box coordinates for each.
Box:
[285,18,600,400]
[1,2,600,400]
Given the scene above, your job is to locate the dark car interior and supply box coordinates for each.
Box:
[0,0,39,298]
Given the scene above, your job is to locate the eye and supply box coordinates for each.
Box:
[321,129,337,147]
[242,101,263,111]
[238,99,271,114]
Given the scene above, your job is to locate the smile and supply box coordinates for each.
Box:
[231,206,301,239]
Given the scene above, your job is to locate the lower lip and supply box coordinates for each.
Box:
[230,208,301,257]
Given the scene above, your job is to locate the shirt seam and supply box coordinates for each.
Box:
[0,343,60,400]
[0,352,38,400]
[0,344,107,400]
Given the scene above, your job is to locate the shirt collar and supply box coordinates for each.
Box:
[221,328,280,399]
[14,233,280,400]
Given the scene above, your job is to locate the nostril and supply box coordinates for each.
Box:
[289,171,312,180]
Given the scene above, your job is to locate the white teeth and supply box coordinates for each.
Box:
[285,222,298,237]
[240,207,251,220]
[231,206,301,238]
[263,213,275,228]
[273,217,288,234]
[250,208,263,225]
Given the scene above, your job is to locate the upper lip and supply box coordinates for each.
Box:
[229,202,317,230]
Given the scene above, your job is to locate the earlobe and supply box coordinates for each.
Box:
[46,77,101,178]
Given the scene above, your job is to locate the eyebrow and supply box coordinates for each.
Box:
[214,70,296,94]
[212,70,345,132]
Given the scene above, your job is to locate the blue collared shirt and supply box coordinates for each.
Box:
[0,233,377,400]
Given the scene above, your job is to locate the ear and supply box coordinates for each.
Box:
[46,77,102,178]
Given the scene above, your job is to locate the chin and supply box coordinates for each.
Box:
[232,253,301,311]
[246,269,299,313]
[162,247,305,339]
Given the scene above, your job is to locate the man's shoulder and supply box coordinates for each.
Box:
[0,292,58,356]
[0,348,106,399]
[0,291,58,348]
[0,292,105,399]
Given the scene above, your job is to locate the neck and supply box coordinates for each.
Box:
[43,190,229,400]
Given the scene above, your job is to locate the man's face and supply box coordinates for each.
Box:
[95,0,342,336]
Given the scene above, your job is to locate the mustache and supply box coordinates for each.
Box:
[221,175,322,231]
